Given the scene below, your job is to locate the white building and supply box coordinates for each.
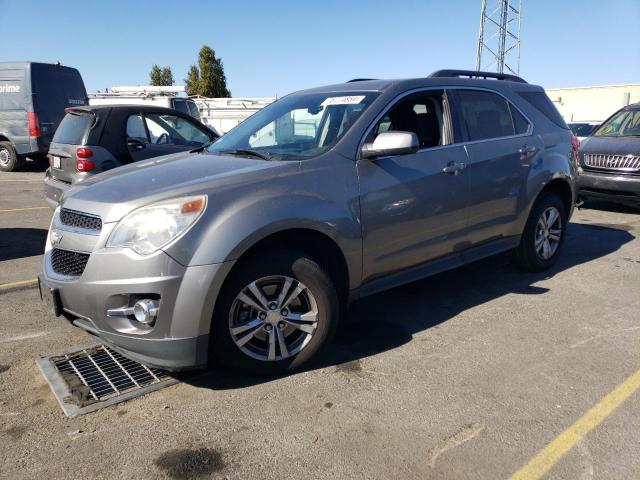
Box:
[545,84,640,123]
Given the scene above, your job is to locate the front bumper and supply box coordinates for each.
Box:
[43,169,72,210]
[41,222,234,370]
[577,168,640,207]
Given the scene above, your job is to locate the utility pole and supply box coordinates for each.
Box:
[476,0,522,74]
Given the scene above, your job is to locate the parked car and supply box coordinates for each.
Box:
[39,69,576,375]
[577,103,640,208]
[568,121,600,141]
[43,105,220,208]
[89,86,202,120]
[0,61,87,172]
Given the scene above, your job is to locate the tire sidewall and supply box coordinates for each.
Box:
[522,192,568,270]
[0,142,18,172]
[211,250,338,375]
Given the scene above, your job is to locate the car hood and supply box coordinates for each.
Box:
[62,151,288,223]
[580,136,640,156]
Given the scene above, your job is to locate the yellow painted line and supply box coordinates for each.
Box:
[0,278,38,290]
[509,368,640,480]
[0,206,49,213]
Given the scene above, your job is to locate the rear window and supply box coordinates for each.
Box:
[517,91,568,129]
[53,112,93,145]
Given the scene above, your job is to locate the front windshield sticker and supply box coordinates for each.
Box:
[321,95,366,106]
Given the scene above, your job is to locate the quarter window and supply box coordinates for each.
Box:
[510,105,530,135]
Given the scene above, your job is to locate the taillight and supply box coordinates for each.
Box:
[571,135,580,167]
[76,159,95,172]
[76,147,93,159]
[28,112,41,137]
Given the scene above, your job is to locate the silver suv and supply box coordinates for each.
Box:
[39,70,577,375]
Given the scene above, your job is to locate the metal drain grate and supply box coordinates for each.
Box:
[37,344,179,417]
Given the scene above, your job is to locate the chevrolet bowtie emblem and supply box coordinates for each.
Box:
[50,230,63,245]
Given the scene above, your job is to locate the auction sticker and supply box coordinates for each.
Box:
[321,95,366,106]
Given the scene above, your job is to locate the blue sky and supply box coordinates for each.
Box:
[1,0,638,96]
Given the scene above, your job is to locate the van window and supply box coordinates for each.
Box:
[53,112,93,145]
[455,90,515,141]
[172,99,191,115]
[187,101,201,119]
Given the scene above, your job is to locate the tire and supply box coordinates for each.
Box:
[0,141,20,172]
[210,250,339,375]
[513,192,568,272]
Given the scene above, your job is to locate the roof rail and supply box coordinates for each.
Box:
[428,69,527,84]
[347,78,378,82]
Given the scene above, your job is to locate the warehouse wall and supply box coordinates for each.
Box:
[545,84,640,123]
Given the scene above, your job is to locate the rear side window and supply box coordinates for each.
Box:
[126,114,147,141]
[455,90,515,141]
[517,91,568,129]
[52,112,93,144]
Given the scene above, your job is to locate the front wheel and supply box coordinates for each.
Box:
[513,192,568,271]
[211,250,339,375]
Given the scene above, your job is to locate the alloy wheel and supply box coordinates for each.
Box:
[535,206,562,260]
[0,149,9,167]
[228,275,319,362]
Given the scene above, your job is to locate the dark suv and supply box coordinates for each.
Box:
[43,104,219,208]
[577,103,640,208]
[39,70,577,374]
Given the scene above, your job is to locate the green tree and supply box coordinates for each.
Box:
[196,45,231,97]
[149,65,174,86]
[185,64,200,96]
[160,67,174,86]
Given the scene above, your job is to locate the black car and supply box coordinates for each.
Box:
[43,104,220,208]
[0,61,87,172]
[578,103,640,208]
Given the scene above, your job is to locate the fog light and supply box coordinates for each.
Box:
[133,299,159,325]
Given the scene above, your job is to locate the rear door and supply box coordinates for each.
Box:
[449,88,539,244]
[48,110,95,183]
[0,66,28,152]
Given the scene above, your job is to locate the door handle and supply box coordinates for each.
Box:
[442,161,466,175]
[518,144,538,156]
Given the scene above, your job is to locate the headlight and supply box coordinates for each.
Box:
[106,195,207,255]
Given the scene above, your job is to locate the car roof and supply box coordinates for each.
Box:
[67,104,187,115]
[294,75,542,96]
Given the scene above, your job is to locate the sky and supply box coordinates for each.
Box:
[1,0,639,97]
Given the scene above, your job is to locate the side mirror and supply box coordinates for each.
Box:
[127,138,146,151]
[361,131,419,159]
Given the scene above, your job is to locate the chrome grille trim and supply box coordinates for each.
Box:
[59,209,102,231]
[583,154,640,172]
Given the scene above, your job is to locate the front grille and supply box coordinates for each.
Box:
[59,209,102,231]
[51,248,90,277]
[584,154,640,173]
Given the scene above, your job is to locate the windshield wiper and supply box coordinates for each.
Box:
[220,149,273,160]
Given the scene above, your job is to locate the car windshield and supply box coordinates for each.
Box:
[207,92,379,160]
[569,123,598,137]
[593,109,640,137]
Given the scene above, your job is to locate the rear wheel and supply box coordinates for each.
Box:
[513,192,567,271]
[0,142,19,172]
[211,250,339,375]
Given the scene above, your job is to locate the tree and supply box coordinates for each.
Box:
[185,64,200,96]
[160,67,174,86]
[149,65,174,86]
[196,45,231,97]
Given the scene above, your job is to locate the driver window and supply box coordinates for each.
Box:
[372,91,446,149]
[144,113,210,146]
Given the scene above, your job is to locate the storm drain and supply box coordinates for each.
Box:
[36,344,179,417]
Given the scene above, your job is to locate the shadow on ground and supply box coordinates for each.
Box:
[183,221,635,390]
[0,228,48,261]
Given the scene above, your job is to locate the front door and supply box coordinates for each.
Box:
[357,90,470,283]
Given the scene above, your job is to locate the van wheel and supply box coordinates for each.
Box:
[210,250,339,375]
[0,142,19,172]
[513,192,567,271]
